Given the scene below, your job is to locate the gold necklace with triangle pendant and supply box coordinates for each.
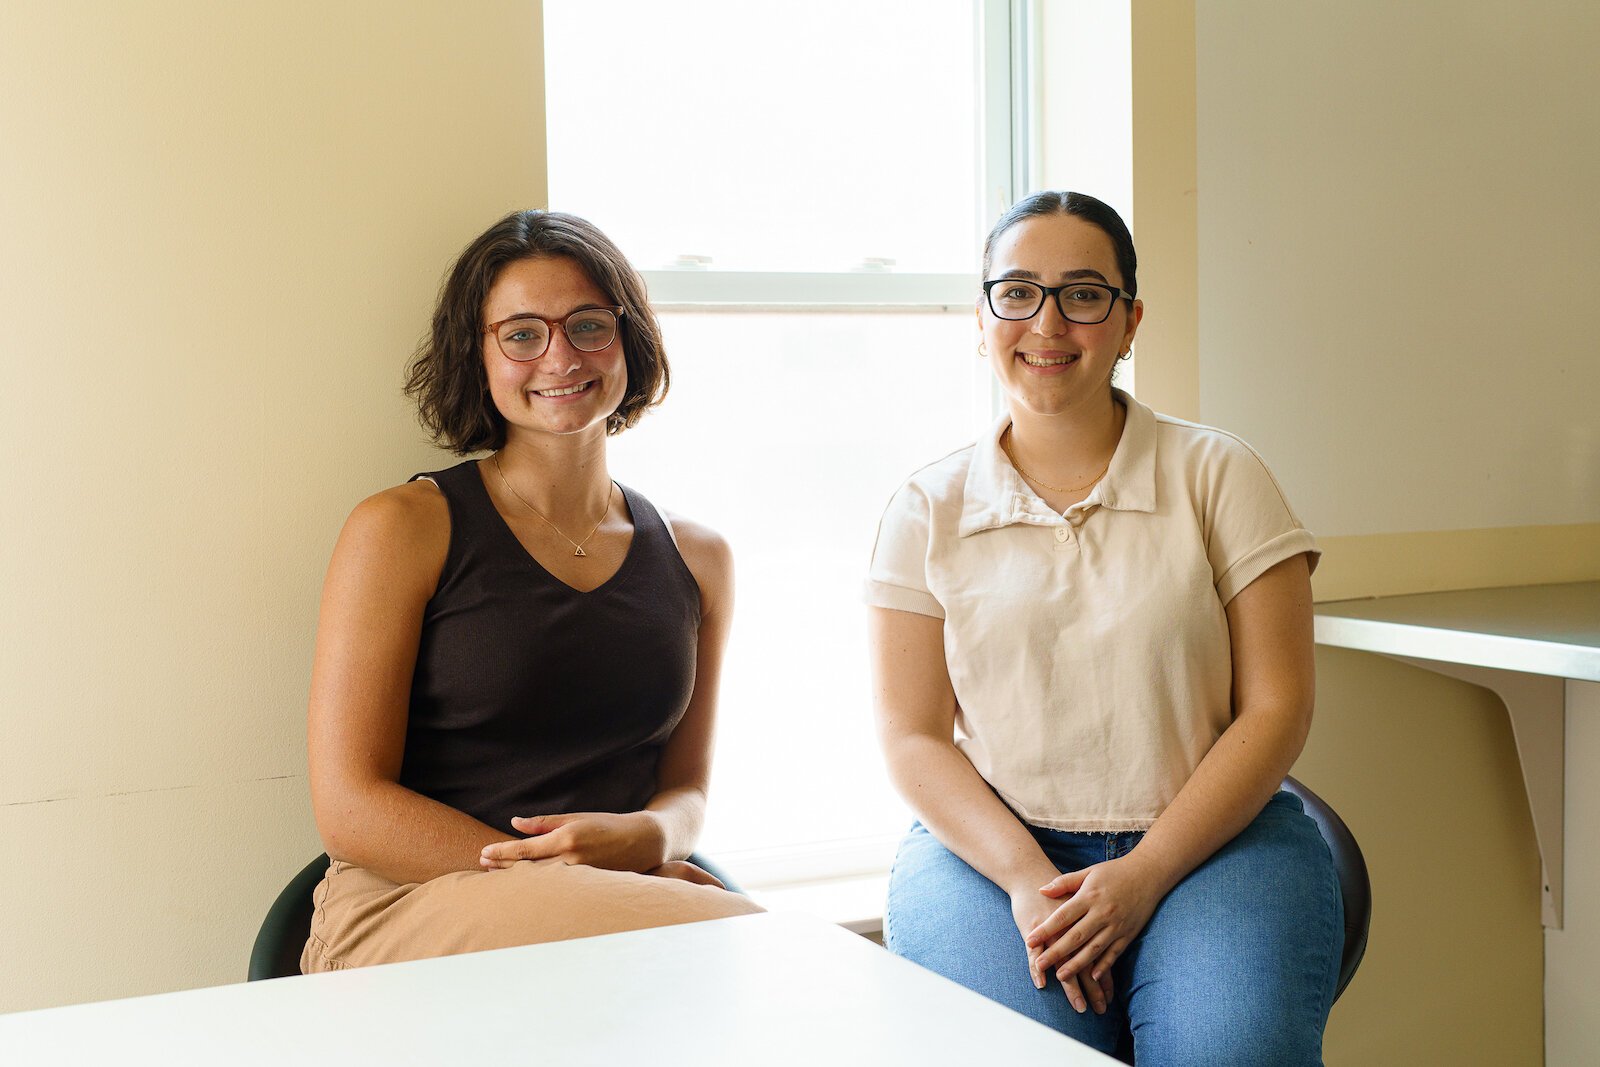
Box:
[492,452,614,557]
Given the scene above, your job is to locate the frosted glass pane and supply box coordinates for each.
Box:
[609,312,987,855]
[546,1,981,273]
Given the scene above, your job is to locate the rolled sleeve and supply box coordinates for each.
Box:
[1205,437,1321,606]
[864,482,946,619]
[1214,527,1320,604]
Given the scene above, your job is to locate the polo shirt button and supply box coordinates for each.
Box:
[1054,527,1069,543]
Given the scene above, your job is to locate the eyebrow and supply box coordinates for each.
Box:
[495,302,607,322]
[996,268,1111,284]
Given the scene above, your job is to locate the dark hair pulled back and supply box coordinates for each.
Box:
[982,191,1138,297]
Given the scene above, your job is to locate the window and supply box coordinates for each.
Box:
[546,0,1029,884]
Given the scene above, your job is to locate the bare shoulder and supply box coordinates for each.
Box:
[345,479,448,542]
[662,510,733,608]
[332,479,451,593]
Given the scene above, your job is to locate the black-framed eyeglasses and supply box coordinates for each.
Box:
[483,306,624,362]
[982,279,1135,324]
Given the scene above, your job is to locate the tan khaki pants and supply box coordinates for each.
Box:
[301,858,764,973]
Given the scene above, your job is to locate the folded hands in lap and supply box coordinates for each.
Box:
[481,811,663,872]
[1026,855,1166,1007]
[1011,888,1113,1015]
[478,811,724,889]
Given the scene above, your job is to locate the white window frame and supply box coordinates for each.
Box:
[545,2,1037,896]
[641,0,1032,318]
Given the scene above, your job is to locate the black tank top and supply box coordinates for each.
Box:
[397,460,702,833]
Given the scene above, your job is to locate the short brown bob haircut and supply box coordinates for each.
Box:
[404,210,668,454]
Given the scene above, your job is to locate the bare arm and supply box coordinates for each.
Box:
[1030,553,1316,980]
[479,515,734,873]
[1120,552,1314,891]
[307,481,511,886]
[870,605,1107,1012]
[629,515,734,861]
[869,607,1057,896]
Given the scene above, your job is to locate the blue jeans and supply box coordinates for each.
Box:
[885,792,1342,1065]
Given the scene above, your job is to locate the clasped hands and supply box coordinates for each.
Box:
[1015,853,1167,1016]
[478,811,724,888]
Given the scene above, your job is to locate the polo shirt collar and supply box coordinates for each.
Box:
[959,388,1158,536]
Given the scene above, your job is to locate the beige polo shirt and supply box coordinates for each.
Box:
[865,390,1319,831]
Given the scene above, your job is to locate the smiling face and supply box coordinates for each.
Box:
[980,213,1143,421]
[481,255,629,443]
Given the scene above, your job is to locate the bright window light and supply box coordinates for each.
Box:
[607,313,988,864]
[547,2,996,882]
[545,0,982,274]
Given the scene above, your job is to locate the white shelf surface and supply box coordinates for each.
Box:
[1313,581,1600,681]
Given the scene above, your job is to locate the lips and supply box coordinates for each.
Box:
[531,380,594,398]
[1019,352,1080,367]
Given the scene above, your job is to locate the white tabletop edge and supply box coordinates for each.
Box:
[0,911,1119,1066]
[1312,614,1600,682]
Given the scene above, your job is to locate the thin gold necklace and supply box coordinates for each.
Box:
[491,452,614,558]
[1001,427,1111,494]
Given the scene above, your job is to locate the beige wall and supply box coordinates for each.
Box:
[1108,1,1600,1064]
[1129,0,1199,423]
[1195,1,1599,538]
[0,0,546,1012]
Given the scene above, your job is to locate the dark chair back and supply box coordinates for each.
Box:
[1112,779,1372,1062]
[247,853,330,981]
[1282,776,1371,1000]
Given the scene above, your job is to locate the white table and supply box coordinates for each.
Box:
[1313,581,1600,928]
[0,912,1115,1066]
[1314,581,1600,1065]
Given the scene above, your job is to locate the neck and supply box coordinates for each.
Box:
[1006,388,1125,486]
[492,427,613,524]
